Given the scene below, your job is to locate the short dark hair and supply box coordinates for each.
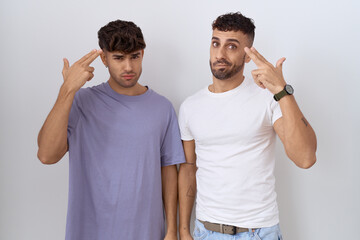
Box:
[212,12,255,45]
[98,20,146,54]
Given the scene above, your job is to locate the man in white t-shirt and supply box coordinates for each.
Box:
[178,12,317,240]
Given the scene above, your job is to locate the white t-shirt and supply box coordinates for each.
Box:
[179,77,282,228]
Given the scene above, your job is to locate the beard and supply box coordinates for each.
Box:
[210,56,245,80]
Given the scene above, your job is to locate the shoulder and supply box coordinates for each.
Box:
[245,77,280,119]
[148,88,175,111]
[246,77,275,103]
[76,82,106,98]
[180,87,207,110]
[74,82,107,106]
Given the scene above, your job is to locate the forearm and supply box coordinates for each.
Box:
[161,165,178,236]
[37,84,76,164]
[243,47,317,168]
[178,163,196,237]
[278,95,317,168]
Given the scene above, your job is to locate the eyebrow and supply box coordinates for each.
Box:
[112,52,141,58]
[226,39,240,44]
[212,36,240,44]
[131,53,141,57]
[112,54,124,58]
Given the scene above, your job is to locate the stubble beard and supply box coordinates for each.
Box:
[210,56,245,80]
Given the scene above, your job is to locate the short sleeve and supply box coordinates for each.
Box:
[178,102,194,141]
[67,92,81,140]
[271,99,283,125]
[160,105,186,167]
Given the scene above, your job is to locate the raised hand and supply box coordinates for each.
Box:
[244,47,286,94]
[62,49,102,93]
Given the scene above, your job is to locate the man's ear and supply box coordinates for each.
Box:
[100,50,108,67]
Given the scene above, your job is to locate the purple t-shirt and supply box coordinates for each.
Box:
[65,82,185,240]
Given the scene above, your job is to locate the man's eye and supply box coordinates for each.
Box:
[132,55,140,59]
[228,45,237,50]
[212,42,219,47]
[114,57,124,60]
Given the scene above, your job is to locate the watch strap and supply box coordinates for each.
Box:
[273,89,287,101]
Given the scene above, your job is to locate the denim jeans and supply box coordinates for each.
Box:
[193,219,283,240]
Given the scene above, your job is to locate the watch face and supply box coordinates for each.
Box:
[285,85,294,94]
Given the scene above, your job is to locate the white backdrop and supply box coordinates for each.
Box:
[1,0,359,239]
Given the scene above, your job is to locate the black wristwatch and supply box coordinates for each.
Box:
[273,84,294,101]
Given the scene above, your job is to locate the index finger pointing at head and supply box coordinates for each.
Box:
[77,49,98,64]
[250,47,269,64]
[83,50,102,66]
[244,47,267,67]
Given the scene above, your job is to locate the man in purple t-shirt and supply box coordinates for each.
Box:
[37,20,185,240]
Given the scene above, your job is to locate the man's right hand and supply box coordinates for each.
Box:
[179,232,193,240]
[62,49,102,93]
[37,49,102,165]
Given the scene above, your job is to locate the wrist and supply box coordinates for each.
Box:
[179,232,192,237]
[165,229,177,236]
[273,82,286,95]
[60,83,78,97]
[273,84,294,101]
[166,219,177,232]
[179,226,191,235]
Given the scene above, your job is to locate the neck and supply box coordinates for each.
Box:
[209,72,245,93]
[108,79,147,96]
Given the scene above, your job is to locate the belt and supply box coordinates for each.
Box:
[199,220,257,235]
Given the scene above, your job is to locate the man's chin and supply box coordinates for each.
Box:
[211,63,243,80]
[122,82,138,88]
[211,70,231,80]
[114,79,139,88]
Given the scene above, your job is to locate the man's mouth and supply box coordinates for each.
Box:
[213,61,231,67]
[122,74,135,80]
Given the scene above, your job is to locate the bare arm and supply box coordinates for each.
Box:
[245,47,317,169]
[273,96,317,168]
[162,165,179,240]
[178,140,196,240]
[37,86,76,164]
[37,49,101,164]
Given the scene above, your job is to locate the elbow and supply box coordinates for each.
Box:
[37,149,60,165]
[295,155,317,169]
[178,163,197,181]
[285,143,317,169]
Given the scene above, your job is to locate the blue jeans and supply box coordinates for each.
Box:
[193,219,283,240]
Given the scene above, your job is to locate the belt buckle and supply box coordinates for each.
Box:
[222,224,236,235]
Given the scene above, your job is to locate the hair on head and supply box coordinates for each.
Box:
[212,12,255,44]
[98,20,146,54]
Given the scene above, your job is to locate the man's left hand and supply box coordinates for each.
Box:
[244,47,287,94]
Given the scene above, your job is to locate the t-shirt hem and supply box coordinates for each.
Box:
[272,114,282,125]
[196,212,279,229]
[181,136,194,141]
[161,157,186,167]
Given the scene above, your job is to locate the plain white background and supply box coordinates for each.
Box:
[1,0,359,239]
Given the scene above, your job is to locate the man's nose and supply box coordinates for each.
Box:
[124,59,133,72]
[215,46,227,60]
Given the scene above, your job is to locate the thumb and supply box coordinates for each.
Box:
[63,58,70,71]
[276,57,286,69]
